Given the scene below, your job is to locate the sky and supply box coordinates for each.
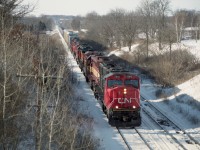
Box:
[23,0,200,16]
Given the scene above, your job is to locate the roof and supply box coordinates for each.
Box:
[103,72,137,79]
[184,27,199,31]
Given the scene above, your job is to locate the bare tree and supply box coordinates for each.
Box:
[85,10,138,50]
[196,13,200,41]
[100,15,115,49]
[137,0,153,58]
[0,1,35,149]
[71,16,81,31]
[173,10,188,43]
[162,25,176,60]
[153,0,171,50]
[121,11,139,51]
[107,8,126,50]
[0,1,99,150]
[0,0,34,29]
[84,12,104,45]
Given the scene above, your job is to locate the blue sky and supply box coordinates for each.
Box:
[23,0,200,16]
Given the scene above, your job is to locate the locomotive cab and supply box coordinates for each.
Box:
[103,73,141,127]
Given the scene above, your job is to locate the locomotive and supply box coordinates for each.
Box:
[64,30,141,127]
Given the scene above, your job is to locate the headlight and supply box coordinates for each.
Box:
[115,106,119,109]
[124,88,127,94]
[133,106,136,109]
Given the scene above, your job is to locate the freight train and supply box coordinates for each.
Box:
[64,30,141,127]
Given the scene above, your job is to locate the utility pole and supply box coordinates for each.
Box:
[16,73,63,150]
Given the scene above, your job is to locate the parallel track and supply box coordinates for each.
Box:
[133,127,153,150]
[141,95,200,150]
[117,127,152,150]
[116,128,132,150]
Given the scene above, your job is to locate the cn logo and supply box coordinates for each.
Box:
[113,98,134,104]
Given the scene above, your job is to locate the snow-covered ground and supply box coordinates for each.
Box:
[110,40,200,60]
[182,39,200,59]
[56,26,200,149]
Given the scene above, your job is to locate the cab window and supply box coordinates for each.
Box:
[124,79,139,88]
[107,80,123,87]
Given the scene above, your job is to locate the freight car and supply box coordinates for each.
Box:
[77,44,93,70]
[65,31,141,127]
[63,30,78,46]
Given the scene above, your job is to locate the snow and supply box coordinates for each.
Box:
[177,74,200,101]
[146,40,200,59]
[184,27,199,31]
[181,40,200,59]
[46,30,58,36]
[109,40,200,61]
[108,44,139,56]
[80,29,88,33]
[55,26,200,149]
[138,33,146,39]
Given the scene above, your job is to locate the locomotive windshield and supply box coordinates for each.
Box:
[124,79,139,88]
[107,80,123,87]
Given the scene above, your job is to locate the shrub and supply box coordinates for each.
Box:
[156,89,168,98]
[138,49,199,86]
[188,115,200,125]
[163,98,170,105]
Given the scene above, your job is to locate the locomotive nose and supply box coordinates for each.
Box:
[111,87,135,108]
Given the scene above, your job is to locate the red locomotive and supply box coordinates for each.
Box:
[77,44,93,71]
[65,30,141,127]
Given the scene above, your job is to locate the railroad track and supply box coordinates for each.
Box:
[141,95,200,150]
[117,128,132,150]
[117,127,152,150]
[116,122,181,150]
[133,127,153,150]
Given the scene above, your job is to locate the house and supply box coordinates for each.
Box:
[182,27,199,40]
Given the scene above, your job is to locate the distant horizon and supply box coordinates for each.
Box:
[23,0,200,17]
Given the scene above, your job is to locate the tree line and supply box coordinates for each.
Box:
[0,0,99,149]
[71,0,200,55]
[70,0,200,86]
